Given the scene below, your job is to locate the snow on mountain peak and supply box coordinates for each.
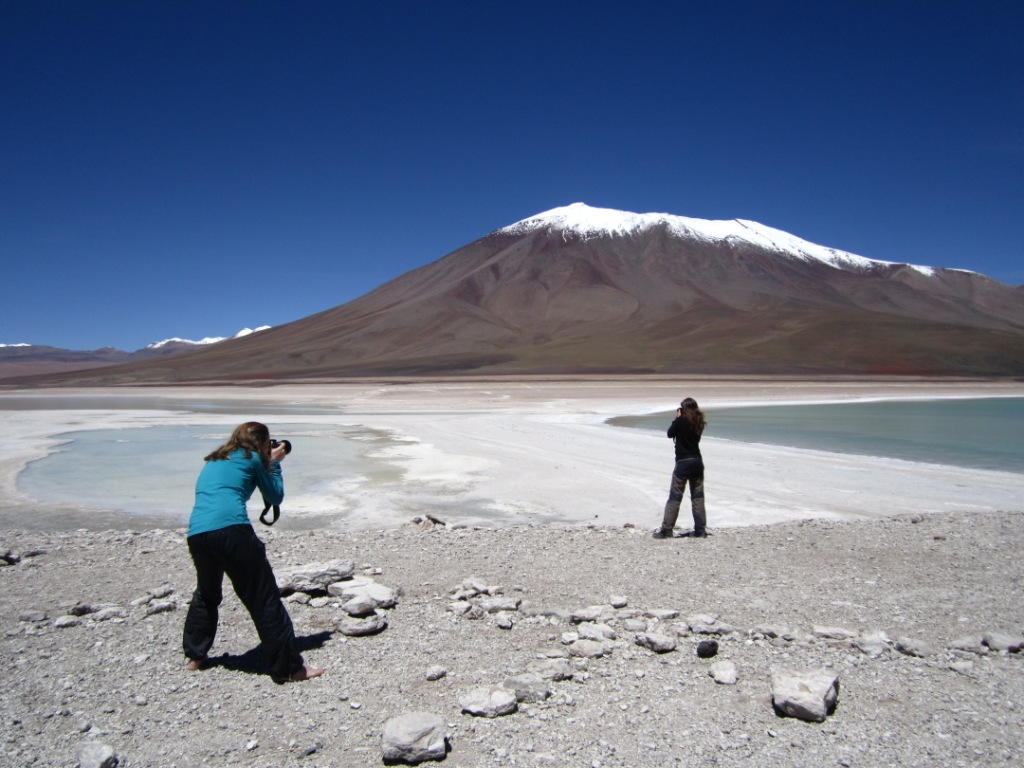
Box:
[501,203,937,277]
[146,326,270,350]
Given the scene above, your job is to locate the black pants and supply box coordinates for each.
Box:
[183,524,303,682]
[661,457,706,533]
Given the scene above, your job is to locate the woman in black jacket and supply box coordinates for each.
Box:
[653,397,707,539]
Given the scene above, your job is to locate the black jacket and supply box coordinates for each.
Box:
[668,416,703,461]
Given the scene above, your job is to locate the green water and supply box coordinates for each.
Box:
[609,398,1024,474]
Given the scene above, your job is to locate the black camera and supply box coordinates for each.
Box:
[270,439,292,455]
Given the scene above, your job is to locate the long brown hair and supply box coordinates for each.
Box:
[680,397,707,435]
[204,421,272,467]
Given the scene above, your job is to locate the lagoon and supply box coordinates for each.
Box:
[609,397,1024,474]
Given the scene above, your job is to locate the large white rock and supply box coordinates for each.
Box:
[381,711,447,764]
[770,669,839,722]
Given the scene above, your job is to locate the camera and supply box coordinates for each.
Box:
[270,438,292,455]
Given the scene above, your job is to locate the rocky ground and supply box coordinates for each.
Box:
[2,510,1023,767]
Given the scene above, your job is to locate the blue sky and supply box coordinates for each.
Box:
[3,1,1022,350]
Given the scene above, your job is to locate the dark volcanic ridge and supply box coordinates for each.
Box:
[8,204,1024,384]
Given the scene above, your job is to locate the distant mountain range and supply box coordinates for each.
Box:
[0,328,269,380]
[6,204,1024,383]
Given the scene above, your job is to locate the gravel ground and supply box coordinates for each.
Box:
[2,510,1023,767]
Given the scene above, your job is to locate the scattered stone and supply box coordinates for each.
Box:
[93,606,128,622]
[342,594,377,617]
[894,637,934,658]
[148,584,174,599]
[623,618,648,633]
[949,660,975,675]
[696,639,719,658]
[635,632,677,654]
[752,625,785,639]
[329,577,398,609]
[495,613,514,630]
[813,625,859,641]
[276,560,356,593]
[577,622,616,641]
[526,658,574,681]
[983,632,1024,653]
[709,660,738,685]
[1,549,21,566]
[571,606,608,623]
[949,635,988,655]
[54,615,83,628]
[473,596,521,613]
[381,711,447,764]
[459,686,518,718]
[502,673,552,703]
[770,669,840,723]
[609,595,628,608]
[144,600,176,616]
[335,613,387,636]
[77,741,119,768]
[647,609,680,621]
[854,630,890,658]
[567,639,611,658]
[425,666,447,681]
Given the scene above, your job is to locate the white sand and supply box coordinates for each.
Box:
[2,377,1023,530]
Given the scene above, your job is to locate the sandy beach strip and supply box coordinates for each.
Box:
[2,376,1023,531]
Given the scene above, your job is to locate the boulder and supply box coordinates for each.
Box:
[381,711,447,764]
[770,669,840,722]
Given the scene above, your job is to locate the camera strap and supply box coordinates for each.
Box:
[259,503,281,526]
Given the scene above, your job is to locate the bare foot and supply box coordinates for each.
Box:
[185,659,203,671]
[288,665,325,682]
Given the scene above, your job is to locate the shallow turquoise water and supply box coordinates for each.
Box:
[609,397,1024,474]
[18,422,395,522]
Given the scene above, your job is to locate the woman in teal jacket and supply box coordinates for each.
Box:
[182,421,323,682]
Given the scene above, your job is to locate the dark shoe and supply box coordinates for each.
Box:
[652,528,673,539]
[690,529,707,538]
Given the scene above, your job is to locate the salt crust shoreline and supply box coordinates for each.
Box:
[2,377,1023,532]
[2,379,1023,766]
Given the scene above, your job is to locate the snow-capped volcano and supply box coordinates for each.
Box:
[503,203,937,276]
[11,204,1024,383]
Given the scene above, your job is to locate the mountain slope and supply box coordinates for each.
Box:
[12,204,1024,384]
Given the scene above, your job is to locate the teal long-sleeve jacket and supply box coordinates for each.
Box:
[188,449,284,537]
